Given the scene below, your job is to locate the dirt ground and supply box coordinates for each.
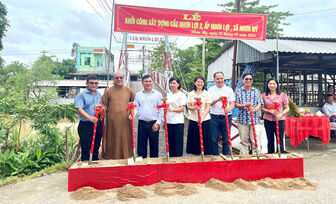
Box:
[1,137,336,204]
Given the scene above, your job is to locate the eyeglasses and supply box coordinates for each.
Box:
[114,77,124,80]
[244,78,253,81]
[88,82,98,85]
[327,94,333,97]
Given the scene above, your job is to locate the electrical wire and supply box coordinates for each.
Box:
[293,7,336,16]
[85,0,109,25]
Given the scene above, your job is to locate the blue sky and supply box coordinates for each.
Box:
[1,0,336,69]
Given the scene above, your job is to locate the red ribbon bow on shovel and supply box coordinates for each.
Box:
[221,97,234,159]
[193,98,204,160]
[221,97,228,110]
[89,105,103,163]
[156,99,170,161]
[268,102,282,157]
[126,102,137,117]
[268,102,281,112]
[126,102,138,161]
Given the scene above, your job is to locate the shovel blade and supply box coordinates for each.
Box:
[127,157,135,165]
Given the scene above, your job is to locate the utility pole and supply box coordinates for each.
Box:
[231,0,240,89]
[107,0,116,88]
[202,38,206,77]
[276,13,279,82]
[142,45,145,74]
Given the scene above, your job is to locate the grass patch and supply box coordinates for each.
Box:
[0,161,73,187]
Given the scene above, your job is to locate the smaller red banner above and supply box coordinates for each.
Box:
[115,4,267,41]
[94,48,103,53]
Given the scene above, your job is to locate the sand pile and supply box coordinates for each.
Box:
[257,177,318,190]
[116,184,148,201]
[70,187,104,200]
[205,178,237,191]
[233,179,257,191]
[154,181,197,196]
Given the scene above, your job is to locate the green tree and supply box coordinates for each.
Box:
[53,59,76,77]
[71,42,80,58]
[218,0,292,37]
[150,41,178,73]
[0,2,9,65]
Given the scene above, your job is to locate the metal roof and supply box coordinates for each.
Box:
[36,80,110,87]
[241,37,336,54]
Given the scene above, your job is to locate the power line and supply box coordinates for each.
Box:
[293,7,336,16]
[96,0,111,18]
[85,0,109,25]
[102,0,112,12]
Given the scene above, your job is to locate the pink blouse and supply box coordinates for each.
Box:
[262,92,288,121]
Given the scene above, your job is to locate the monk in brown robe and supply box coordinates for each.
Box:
[101,72,135,159]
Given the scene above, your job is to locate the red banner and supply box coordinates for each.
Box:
[115,4,267,41]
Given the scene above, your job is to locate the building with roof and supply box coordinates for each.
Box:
[208,37,336,106]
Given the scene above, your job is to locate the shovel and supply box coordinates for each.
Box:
[247,105,260,159]
[89,105,103,164]
[156,99,170,162]
[221,97,234,160]
[194,97,204,161]
[126,102,142,164]
[268,102,282,158]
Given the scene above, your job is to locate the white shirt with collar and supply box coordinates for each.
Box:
[208,85,235,115]
[134,89,163,125]
[322,101,336,117]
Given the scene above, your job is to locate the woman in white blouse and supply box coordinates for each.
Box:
[166,77,187,157]
[186,76,212,155]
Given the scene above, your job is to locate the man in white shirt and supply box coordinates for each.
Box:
[208,72,235,155]
[322,94,336,119]
[133,75,163,158]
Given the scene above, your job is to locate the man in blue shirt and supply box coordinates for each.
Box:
[74,75,103,161]
[235,73,263,155]
[133,74,163,158]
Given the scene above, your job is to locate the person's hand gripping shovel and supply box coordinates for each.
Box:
[126,102,142,165]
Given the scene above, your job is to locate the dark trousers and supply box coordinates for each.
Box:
[210,114,232,155]
[137,120,159,158]
[167,123,184,157]
[77,120,102,161]
[186,120,212,155]
[264,119,285,153]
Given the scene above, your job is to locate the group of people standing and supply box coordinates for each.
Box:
[74,71,289,161]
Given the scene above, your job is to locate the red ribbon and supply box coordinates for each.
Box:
[194,98,204,155]
[221,97,228,110]
[268,102,281,112]
[126,102,137,117]
[194,97,202,107]
[156,100,170,155]
[90,105,103,155]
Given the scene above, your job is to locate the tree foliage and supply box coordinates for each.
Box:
[0,2,9,65]
[0,56,78,179]
[218,0,293,37]
[53,59,76,77]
